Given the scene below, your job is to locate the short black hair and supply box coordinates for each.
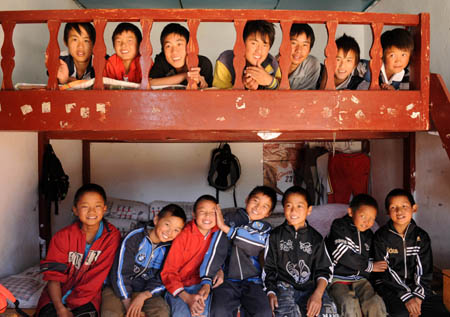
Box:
[194,194,218,212]
[64,23,96,45]
[384,188,416,211]
[158,203,187,223]
[349,193,378,214]
[381,28,414,53]
[282,186,310,207]
[112,22,142,46]
[336,33,360,64]
[247,185,277,213]
[160,23,190,48]
[73,183,106,206]
[290,23,315,49]
[243,20,275,47]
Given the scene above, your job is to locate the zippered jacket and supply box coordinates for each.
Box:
[325,215,374,280]
[161,220,218,296]
[109,227,171,300]
[200,208,272,285]
[263,221,333,295]
[372,219,432,302]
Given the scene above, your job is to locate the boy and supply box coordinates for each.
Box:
[149,23,213,88]
[46,23,96,84]
[325,193,387,316]
[161,195,222,316]
[358,28,414,90]
[263,186,338,317]
[200,185,277,317]
[213,20,281,90]
[373,188,437,317]
[284,23,321,90]
[36,184,121,317]
[104,23,142,83]
[102,204,187,317]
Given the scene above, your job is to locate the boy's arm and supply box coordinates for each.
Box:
[150,73,188,86]
[200,230,230,286]
[412,231,433,300]
[262,233,279,295]
[313,240,333,285]
[160,232,188,296]
[228,221,271,256]
[47,281,73,317]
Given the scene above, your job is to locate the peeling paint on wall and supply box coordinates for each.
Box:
[355,109,366,120]
[322,107,332,118]
[80,107,90,119]
[20,104,32,115]
[42,102,51,113]
[59,121,68,128]
[235,96,246,110]
[406,103,415,111]
[259,107,270,118]
[411,112,420,119]
[257,131,282,140]
[216,117,225,121]
[65,103,76,113]
[387,108,398,116]
[152,106,161,113]
[96,103,106,114]
[296,108,305,117]
[351,95,360,104]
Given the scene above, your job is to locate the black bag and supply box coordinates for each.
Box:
[40,144,69,215]
[207,143,241,207]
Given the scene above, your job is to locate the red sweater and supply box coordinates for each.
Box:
[103,54,142,83]
[161,220,218,296]
[36,221,120,313]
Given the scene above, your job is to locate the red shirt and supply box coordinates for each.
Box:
[103,54,142,83]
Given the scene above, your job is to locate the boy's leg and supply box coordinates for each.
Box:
[273,281,301,317]
[377,285,409,317]
[318,290,339,317]
[353,279,386,317]
[101,286,126,317]
[239,281,271,317]
[328,282,362,317]
[139,294,170,317]
[165,284,207,317]
[70,302,98,317]
[37,303,58,317]
[210,280,242,317]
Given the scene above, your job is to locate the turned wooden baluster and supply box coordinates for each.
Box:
[140,19,153,90]
[232,19,246,90]
[410,13,430,96]
[324,20,338,90]
[1,21,16,90]
[46,20,61,90]
[279,20,293,90]
[369,22,383,90]
[93,19,107,90]
[187,19,200,90]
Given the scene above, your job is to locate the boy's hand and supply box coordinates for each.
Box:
[244,65,274,87]
[243,74,259,90]
[187,67,208,88]
[212,269,224,288]
[179,291,205,316]
[306,290,322,317]
[198,284,211,300]
[380,83,395,90]
[268,293,278,315]
[405,297,422,316]
[55,306,73,317]
[45,53,70,84]
[215,205,230,234]
[373,260,388,272]
[126,292,151,317]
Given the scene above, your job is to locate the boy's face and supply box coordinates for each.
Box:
[244,32,270,66]
[283,193,312,230]
[383,46,411,77]
[290,33,311,68]
[66,26,93,65]
[114,31,139,63]
[388,195,417,230]
[163,33,187,71]
[335,48,357,84]
[245,192,272,221]
[348,205,377,232]
[72,192,106,228]
[193,200,217,234]
[153,214,185,243]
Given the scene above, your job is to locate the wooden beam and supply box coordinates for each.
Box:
[38,132,51,250]
[430,73,450,161]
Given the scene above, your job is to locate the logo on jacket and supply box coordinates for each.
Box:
[286,260,311,284]
[387,247,398,254]
[280,239,293,252]
[85,250,102,265]
[68,252,83,269]
[364,243,370,252]
[138,254,145,262]
[299,241,312,254]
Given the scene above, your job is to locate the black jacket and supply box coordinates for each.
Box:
[325,215,374,280]
[373,219,432,302]
[263,221,333,294]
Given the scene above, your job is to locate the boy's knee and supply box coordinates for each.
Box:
[362,294,386,316]
[338,296,362,317]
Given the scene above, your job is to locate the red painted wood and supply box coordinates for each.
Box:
[430,73,450,161]
[369,22,383,90]
[279,20,292,90]
[187,19,200,90]
[233,19,246,89]
[93,19,107,90]
[324,21,338,90]
[46,20,61,91]
[140,19,153,90]
[1,21,16,90]
[0,9,420,26]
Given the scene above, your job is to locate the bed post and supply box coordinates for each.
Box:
[403,133,416,194]
[82,140,91,185]
[38,132,51,251]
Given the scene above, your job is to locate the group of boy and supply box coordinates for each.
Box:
[35,179,443,317]
[51,19,413,91]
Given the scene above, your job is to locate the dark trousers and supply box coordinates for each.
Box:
[210,279,271,317]
[38,302,97,317]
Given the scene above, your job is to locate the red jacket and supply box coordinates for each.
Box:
[36,221,120,313]
[161,220,218,296]
[103,53,142,83]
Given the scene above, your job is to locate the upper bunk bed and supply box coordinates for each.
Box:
[0,9,432,142]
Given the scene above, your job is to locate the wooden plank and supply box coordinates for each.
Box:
[430,73,450,161]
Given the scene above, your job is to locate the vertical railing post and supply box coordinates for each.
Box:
[187,19,200,90]
[324,21,338,90]
[369,22,383,90]
[232,19,246,90]
[1,21,16,90]
[279,20,293,90]
[46,20,61,90]
[140,19,153,90]
[93,19,107,90]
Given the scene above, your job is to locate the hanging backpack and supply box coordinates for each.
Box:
[40,144,69,215]
[207,143,241,207]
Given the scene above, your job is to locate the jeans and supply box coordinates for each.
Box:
[165,284,211,317]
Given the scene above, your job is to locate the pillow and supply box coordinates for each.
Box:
[106,197,150,222]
